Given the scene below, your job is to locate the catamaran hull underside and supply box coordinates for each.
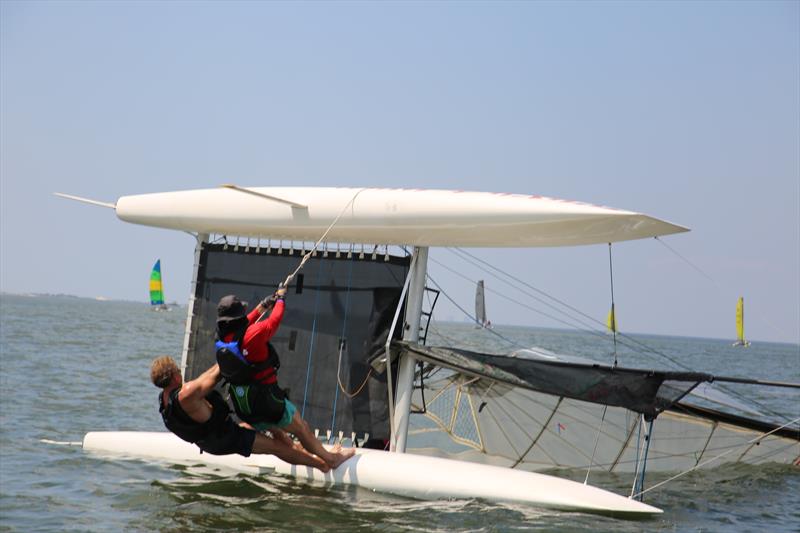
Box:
[82,431,661,516]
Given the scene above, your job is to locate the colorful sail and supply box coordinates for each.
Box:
[733,297,750,346]
[149,260,165,306]
[606,303,617,333]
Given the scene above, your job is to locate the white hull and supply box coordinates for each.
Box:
[82,431,661,516]
[114,187,688,247]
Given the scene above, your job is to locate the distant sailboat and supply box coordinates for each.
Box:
[475,280,491,328]
[149,260,169,311]
[732,296,750,347]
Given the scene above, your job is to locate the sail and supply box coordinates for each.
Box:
[736,297,745,342]
[475,280,487,327]
[149,260,165,306]
[606,304,616,333]
[398,342,799,472]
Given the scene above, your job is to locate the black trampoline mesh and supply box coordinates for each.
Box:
[184,242,410,440]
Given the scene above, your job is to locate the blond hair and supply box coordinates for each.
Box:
[150,356,179,388]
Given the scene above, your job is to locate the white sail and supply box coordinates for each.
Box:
[475,280,487,327]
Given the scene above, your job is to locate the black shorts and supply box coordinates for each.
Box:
[229,382,287,426]
[195,416,257,457]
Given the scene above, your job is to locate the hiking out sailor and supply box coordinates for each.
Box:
[150,356,330,472]
[215,290,354,469]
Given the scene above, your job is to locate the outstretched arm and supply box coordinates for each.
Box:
[178,363,221,404]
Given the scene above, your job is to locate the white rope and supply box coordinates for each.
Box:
[632,416,800,499]
[281,188,367,288]
[583,404,609,485]
[629,415,645,498]
[223,184,366,290]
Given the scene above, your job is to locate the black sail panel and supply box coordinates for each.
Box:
[185,242,410,440]
[397,342,712,418]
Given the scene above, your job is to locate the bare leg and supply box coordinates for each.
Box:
[251,432,330,473]
[270,428,295,449]
[283,412,355,469]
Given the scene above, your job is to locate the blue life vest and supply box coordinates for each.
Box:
[215,336,279,385]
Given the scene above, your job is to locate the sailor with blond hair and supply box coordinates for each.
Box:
[150,356,330,472]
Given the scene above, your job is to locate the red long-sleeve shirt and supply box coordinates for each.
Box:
[223,299,284,384]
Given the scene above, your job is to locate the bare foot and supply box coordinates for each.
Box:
[325,443,356,469]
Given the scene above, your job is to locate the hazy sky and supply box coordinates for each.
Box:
[1,1,798,344]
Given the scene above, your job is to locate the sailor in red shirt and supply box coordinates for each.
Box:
[215,288,354,470]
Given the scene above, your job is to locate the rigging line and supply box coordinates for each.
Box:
[448,249,727,375]
[301,256,329,419]
[443,249,786,420]
[635,419,655,501]
[424,274,526,350]
[428,254,605,342]
[584,404,609,485]
[281,188,367,288]
[654,237,790,340]
[226,185,367,297]
[329,254,356,435]
[446,248,609,337]
[654,236,718,285]
[450,247,609,330]
[630,415,644,498]
[633,415,800,499]
[447,248,684,364]
[608,244,619,368]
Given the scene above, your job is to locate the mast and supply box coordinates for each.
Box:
[391,246,429,453]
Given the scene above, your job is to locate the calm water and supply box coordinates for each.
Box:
[1,294,798,532]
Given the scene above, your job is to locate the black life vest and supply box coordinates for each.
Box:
[215,329,280,385]
[158,387,230,444]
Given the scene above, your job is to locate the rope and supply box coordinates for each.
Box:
[281,188,366,288]
[329,255,362,439]
[629,415,644,498]
[583,404,609,485]
[337,367,374,399]
[300,256,328,418]
[632,415,800,499]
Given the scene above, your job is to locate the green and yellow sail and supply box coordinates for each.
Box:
[150,259,165,306]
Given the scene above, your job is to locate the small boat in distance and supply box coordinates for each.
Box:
[149,259,170,311]
[732,296,750,347]
[475,280,492,329]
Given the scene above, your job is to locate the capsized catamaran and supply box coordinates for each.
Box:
[58,186,799,516]
[149,259,169,311]
[732,296,751,347]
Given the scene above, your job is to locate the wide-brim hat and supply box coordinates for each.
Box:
[216,294,248,323]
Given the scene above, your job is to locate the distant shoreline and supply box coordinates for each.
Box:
[0,291,183,307]
[2,291,796,347]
